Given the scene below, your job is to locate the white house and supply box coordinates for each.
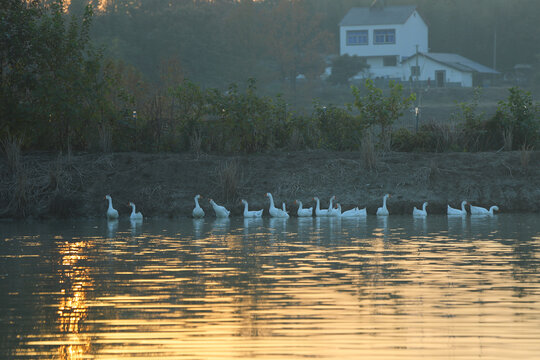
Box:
[338,4,499,87]
[339,5,428,79]
[402,52,500,87]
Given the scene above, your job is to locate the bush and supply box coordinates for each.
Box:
[314,103,363,151]
[495,87,539,149]
[392,123,458,152]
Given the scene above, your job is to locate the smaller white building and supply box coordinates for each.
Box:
[402,52,500,87]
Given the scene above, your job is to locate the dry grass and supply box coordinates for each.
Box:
[503,128,513,151]
[214,159,243,201]
[190,129,203,159]
[287,128,304,150]
[361,132,377,170]
[520,144,534,172]
[1,133,23,175]
[98,123,113,153]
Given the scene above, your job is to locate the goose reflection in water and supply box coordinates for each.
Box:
[297,216,313,232]
[243,217,263,236]
[413,215,427,233]
[447,214,466,236]
[192,218,204,238]
[130,218,143,235]
[106,219,118,238]
[470,213,499,235]
[268,217,288,239]
[211,217,230,232]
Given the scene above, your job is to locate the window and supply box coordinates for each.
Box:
[411,65,420,77]
[383,56,397,67]
[374,29,395,44]
[347,30,368,45]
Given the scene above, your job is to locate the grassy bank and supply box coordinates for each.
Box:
[1,150,539,220]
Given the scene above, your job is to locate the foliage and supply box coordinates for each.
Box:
[313,102,364,151]
[205,79,289,153]
[351,79,416,150]
[327,55,369,85]
[392,124,457,153]
[452,88,487,151]
[0,0,128,152]
[264,0,333,88]
[495,87,539,149]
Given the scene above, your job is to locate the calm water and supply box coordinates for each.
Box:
[1,214,539,359]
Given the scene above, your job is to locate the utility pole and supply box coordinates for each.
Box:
[493,28,497,71]
[415,44,419,82]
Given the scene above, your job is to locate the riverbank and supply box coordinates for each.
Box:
[1,150,539,219]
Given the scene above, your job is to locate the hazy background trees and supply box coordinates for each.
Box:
[89,0,540,86]
[1,0,539,153]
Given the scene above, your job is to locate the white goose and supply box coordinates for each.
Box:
[336,204,367,218]
[313,197,329,217]
[328,196,341,217]
[470,204,499,216]
[447,200,467,216]
[413,202,428,217]
[105,195,119,220]
[128,202,143,220]
[241,199,263,218]
[376,194,390,216]
[209,199,230,218]
[295,200,313,217]
[192,194,205,218]
[356,206,367,217]
[266,193,289,218]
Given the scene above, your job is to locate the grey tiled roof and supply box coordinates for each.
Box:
[415,53,500,74]
[339,6,417,26]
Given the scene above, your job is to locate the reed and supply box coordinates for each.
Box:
[520,143,533,172]
[215,159,242,201]
[1,133,23,175]
[361,132,377,170]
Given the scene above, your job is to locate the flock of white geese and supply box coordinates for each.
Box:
[104,193,499,220]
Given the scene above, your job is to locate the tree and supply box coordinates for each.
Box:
[352,79,416,151]
[264,0,333,88]
[327,54,369,85]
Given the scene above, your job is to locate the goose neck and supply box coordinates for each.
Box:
[267,194,275,208]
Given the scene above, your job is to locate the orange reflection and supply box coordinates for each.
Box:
[56,241,93,359]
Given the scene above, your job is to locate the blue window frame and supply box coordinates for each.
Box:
[374,29,395,44]
[347,30,368,45]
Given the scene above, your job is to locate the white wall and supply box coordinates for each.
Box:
[402,56,473,87]
[340,10,428,59]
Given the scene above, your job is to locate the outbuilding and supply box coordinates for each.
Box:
[401,52,500,87]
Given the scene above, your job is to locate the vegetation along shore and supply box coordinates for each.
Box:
[2,1,539,219]
[1,150,539,220]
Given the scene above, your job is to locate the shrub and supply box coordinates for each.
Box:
[351,79,416,151]
[495,87,539,149]
[314,103,363,151]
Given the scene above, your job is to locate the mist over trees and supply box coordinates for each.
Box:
[1,0,539,153]
[86,0,540,86]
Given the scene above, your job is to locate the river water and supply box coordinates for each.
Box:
[1,214,539,359]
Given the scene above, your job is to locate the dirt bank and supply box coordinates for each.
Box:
[1,150,539,219]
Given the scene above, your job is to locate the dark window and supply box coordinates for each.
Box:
[411,65,420,76]
[347,30,368,45]
[374,29,396,44]
[383,56,397,67]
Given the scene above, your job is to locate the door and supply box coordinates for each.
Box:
[435,70,446,87]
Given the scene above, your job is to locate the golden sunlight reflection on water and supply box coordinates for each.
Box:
[1,214,539,359]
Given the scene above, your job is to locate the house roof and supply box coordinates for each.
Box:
[339,6,418,26]
[406,52,500,74]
